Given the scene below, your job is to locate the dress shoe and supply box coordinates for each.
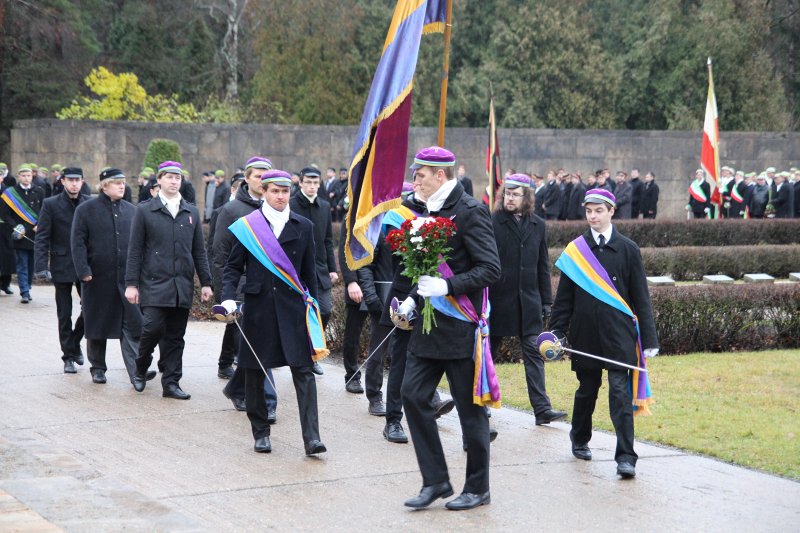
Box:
[489,426,498,442]
[132,374,146,392]
[311,362,324,375]
[222,387,246,411]
[572,443,592,461]
[445,491,491,510]
[254,436,272,453]
[267,407,277,424]
[217,366,234,379]
[536,409,567,426]
[146,370,157,381]
[20,294,29,304]
[73,351,84,366]
[64,360,77,374]
[617,461,636,478]
[305,440,327,456]
[368,400,386,416]
[1,286,13,295]
[433,398,455,419]
[345,379,364,394]
[163,385,191,400]
[91,369,106,384]
[404,481,454,509]
[383,422,408,443]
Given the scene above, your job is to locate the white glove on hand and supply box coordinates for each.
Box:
[390,297,417,330]
[643,348,659,358]
[417,275,448,297]
[213,299,240,322]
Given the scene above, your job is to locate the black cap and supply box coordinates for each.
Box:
[340,167,348,172]
[99,168,125,181]
[231,172,245,185]
[300,167,321,178]
[62,167,84,179]
[148,177,160,190]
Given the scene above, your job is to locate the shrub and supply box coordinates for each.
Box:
[143,138,183,172]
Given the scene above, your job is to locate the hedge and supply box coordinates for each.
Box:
[545,219,800,248]
[143,138,183,172]
[549,244,800,281]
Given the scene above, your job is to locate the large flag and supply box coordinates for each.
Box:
[344,0,448,269]
[481,88,502,207]
[701,57,722,218]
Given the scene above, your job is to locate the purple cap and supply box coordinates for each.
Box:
[401,182,415,194]
[158,161,183,175]
[245,156,273,171]
[504,173,532,188]
[260,169,292,187]
[583,188,616,207]
[410,146,456,170]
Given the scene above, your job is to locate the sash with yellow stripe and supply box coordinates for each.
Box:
[1,187,38,225]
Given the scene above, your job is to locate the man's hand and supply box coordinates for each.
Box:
[201,286,213,302]
[347,281,363,303]
[329,272,339,284]
[82,275,92,283]
[212,299,240,322]
[125,287,139,304]
[389,296,416,330]
[643,348,659,358]
[417,275,448,297]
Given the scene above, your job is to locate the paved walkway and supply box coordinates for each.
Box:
[1,285,798,532]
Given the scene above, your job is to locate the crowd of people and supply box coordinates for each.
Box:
[1,149,661,510]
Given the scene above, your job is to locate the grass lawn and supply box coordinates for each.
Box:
[494,350,800,480]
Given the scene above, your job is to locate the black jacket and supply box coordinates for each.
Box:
[688,180,712,215]
[640,181,660,218]
[630,177,643,218]
[612,181,632,219]
[726,180,747,218]
[125,195,211,308]
[34,191,89,282]
[72,193,142,339]
[213,182,231,211]
[221,212,317,369]
[534,184,546,218]
[543,180,562,218]
[549,228,658,372]
[749,183,769,217]
[489,209,552,337]
[179,179,196,204]
[771,182,793,218]
[212,185,262,299]
[458,176,474,197]
[567,182,587,220]
[407,182,501,359]
[338,220,360,307]
[290,193,336,291]
[356,229,393,313]
[0,183,44,251]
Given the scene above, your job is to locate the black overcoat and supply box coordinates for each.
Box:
[72,193,142,339]
[488,210,552,337]
[125,196,211,308]
[407,182,501,359]
[688,180,711,216]
[34,191,89,282]
[640,182,660,218]
[211,185,262,298]
[612,181,632,219]
[549,228,658,372]
[221,211,318,369]
[567,182,587,220]
[771,182,793,218]
[0,184,44,251]
[290,193,336,291]
[543,181,562,218]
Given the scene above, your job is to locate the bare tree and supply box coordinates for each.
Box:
[195,0,249,101]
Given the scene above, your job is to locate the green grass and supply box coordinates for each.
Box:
[494,350,800,479]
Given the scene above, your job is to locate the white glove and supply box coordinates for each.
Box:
[417,275,448,297]
[643,348,659,358]
[390,297,416,330]
[221,300,238,314]
[212,300,241,322]
[703,207,710,213]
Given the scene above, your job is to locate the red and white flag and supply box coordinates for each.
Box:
[701,57,722,218]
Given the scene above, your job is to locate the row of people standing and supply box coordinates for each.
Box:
[688,167,800,219]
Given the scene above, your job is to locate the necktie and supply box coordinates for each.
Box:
[598,234,606,248]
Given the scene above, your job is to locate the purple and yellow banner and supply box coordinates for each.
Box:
[344,0,447,270]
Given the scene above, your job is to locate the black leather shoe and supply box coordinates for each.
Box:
[311,362,324,375]
[617,461,636,478]
[267,407,277,424]
[64,360,77,374]
[433,398,455,419]
[217,366,234,379]
[132,374,146,392]
[572,443,592,461]
[368,400,386,416]
[489,426,498,442]
[222,387,246,411]
[163,385,191,400]
[404,481,454,509]
[536,409,567,425]
[1,286,13,295]
[91,369,106,384]
[345,380,364,394]
[254,436,272,453]
[146,370,157,381]
[305,440,327,456]
[73,352,84,366]
[445,491,491,510]
[383,422,408,443]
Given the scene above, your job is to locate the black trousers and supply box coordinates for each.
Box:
[218,321,238,369]
[365,313,392,402]
[244,366,319,443]
[402,353,490,493]
[490,334,553,416]
[385,329,410,424]
[341,305,370,383]
[53,281,84,361]
[224,364,277,409]
[137,306,190,389]
[570,368,637,465]
[87,303,140,382]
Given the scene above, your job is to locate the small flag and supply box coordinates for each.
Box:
[482,88,502,206]
[701,57,722,218]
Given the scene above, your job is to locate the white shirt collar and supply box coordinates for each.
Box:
[158,191,182,218]
[590,225,613,246]
[301,190,317,204]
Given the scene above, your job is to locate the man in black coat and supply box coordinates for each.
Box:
[220,170,325,456]
[794,170,800,218]
[549,188,658,479]
[34,167,89,373]
[125,161,213,399]
[611,172,632,219]
[688,169,712,218]
[533,176,546,218]
[725,171,747,219]
[749,175,770,218]
[0,164,44,303]
[72,169,157,386]
[629,168,643,219]
[542,171,562,220]
[456,164,474,197]
[393,146,501,511]
[771,173,793,218]
[212,171,230,211]
[566,173,587,220]
[488,174,566,426]
[179,172,196,205]
[640,172,660,219]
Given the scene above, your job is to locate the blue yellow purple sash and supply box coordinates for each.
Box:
[430,262,501,408]
[1,188,38,225]
[382,205,419,230]
[555,235,653,415]
[228,211,329,361]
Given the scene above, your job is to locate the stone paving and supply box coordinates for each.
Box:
[1,285,798,532]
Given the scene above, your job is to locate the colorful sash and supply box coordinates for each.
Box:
[228,211,329,361]
[382,205,419,230]
[730,183,744,203]
[555,235,653,416]
[688,180,708,203]
[430,262,501,408]
[1,188,38,225]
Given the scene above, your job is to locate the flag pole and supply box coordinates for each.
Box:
[437,0,454,146]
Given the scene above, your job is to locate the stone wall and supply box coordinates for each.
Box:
[10,119,800,218]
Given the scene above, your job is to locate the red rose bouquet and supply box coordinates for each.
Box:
[385,216,457,333]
